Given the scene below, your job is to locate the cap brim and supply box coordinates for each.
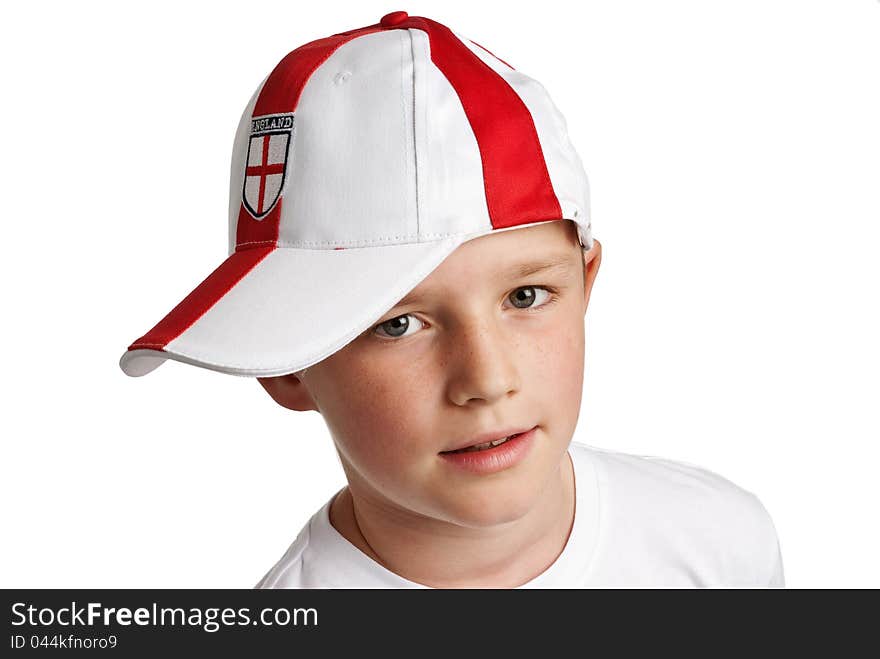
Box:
[120,235,470,378]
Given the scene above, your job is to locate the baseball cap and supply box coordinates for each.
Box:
[120,10,593,378]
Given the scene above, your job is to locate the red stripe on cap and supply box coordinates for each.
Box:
[128,246,274,352]
[235,24,385,251]
[388,16,561,229]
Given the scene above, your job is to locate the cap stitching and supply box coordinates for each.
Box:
[399,30,413,238]
[234,217,584,250]
[236,232,469,249]
[408,28,420,237]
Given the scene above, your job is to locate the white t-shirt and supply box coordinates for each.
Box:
[255,441,785,588]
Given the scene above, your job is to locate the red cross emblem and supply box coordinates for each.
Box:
[242,114,294,219]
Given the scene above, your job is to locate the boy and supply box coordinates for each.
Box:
[120,11,784,588]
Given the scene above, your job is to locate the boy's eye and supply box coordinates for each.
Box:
[371,286,555,340]
[373,314,425,339]
[507,285,552,309]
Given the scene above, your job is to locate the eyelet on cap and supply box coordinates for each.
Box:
[380,11,409,27]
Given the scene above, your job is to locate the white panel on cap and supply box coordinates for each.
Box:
[452,30,592,245]
[229,78,268,255]
[410,28,492,238]
[279,30,418,247]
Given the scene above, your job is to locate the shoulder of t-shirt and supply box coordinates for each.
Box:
[570,441,785,587]
[253,522,311,589]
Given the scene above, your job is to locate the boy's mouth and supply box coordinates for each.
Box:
[440,426,535,454]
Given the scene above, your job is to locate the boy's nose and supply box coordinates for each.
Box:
[445,319,521,407]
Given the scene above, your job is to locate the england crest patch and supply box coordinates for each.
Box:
[242,113,295,219]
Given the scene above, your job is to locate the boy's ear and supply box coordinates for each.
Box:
[582,238,602,313]
[257,373,319,412]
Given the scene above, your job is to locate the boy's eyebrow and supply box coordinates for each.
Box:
[389,255,576,309]
[508,255,576,278]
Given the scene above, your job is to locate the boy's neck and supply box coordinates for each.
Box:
[329,451,576,588]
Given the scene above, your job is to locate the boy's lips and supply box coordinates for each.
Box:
[440,425,538,453]
[438,427,538,474]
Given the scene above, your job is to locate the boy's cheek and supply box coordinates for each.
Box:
[324,397,433,465]
[532,323,584,382]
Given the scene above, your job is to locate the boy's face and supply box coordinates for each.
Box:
[259,220,601,529]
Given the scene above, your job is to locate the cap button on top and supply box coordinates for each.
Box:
[380,11,409,27]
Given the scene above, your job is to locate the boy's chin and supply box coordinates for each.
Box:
[432,487,542,529]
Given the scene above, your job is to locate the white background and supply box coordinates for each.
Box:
[1,0,877,588]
